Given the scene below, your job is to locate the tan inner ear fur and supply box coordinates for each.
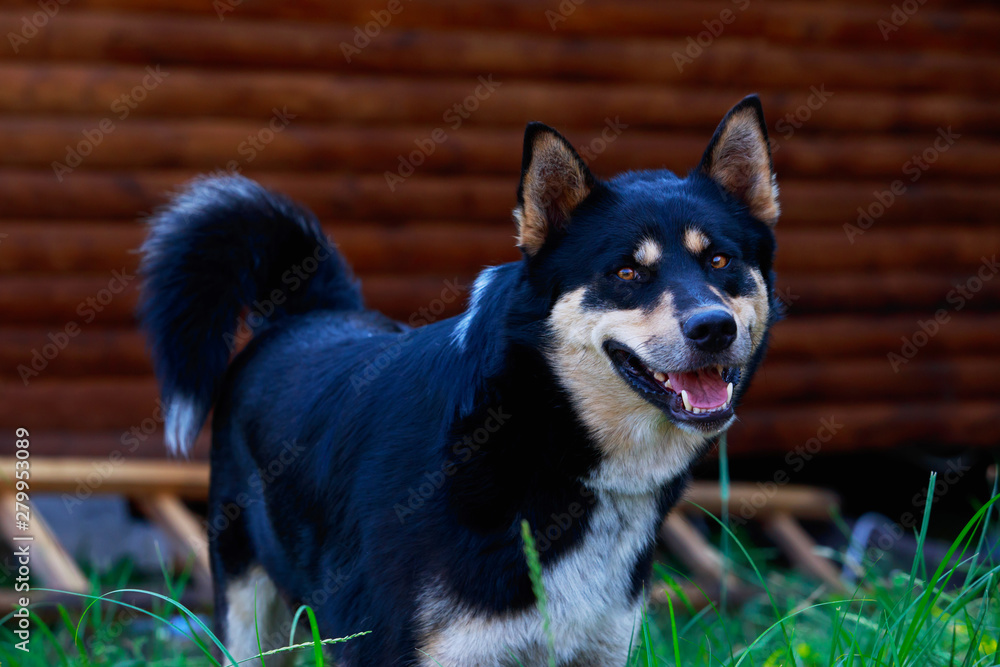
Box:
[705,111,780,226]
[514,134,591,255]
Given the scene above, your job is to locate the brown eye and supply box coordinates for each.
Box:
[710,254,730,269]
[616,267,639,281]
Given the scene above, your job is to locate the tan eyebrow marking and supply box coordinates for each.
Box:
[683,228,710,256]
[633,238,662,267]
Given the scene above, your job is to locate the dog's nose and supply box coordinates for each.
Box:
[683,309,737,353]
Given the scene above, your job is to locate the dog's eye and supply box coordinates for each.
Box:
[710,254,731,269]
[616,267,640,281]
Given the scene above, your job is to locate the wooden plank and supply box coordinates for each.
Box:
[0,490,89,593]
[6,399,999,458]
[682,483,840,521]
[660,513,728,581]
[0,63,997,134]
[135,493,211,592]
[0,119,995,179]
[0,10,997,85]
[4,223,1000,275]
[0,457,209,500]
[1,1,994,48]
[0,169,997,226]
[763,512,846,591]
[4,312,999,377]
[4,268,999,326]
[6,354,1000,420]
[726,401,1000,454]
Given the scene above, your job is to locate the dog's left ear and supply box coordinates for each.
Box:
[514,122,595,256]
[698,95,779,226]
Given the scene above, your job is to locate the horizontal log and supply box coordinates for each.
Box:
[0,11,996,89]
[0,119,995,180]
[5,401,998,459]
[0,273,474,325]
[1,223,997,275]
[5,313,999,377]
[726,401,1000,453]
[682,484,840,521]
[4,351,1000,430]
[0,457,210,500]
[0,64,996,134]
[0,1,992,49]
[3,265,1000,327]
[1,170,996,226]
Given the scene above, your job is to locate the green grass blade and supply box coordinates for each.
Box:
[521,519,556,667]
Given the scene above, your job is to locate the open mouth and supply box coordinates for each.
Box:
[603,340,740,431]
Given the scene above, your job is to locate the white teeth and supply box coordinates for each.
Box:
[664,379,672,389]
[681,390,692,412]
[653,371,666,382]
[726,382,734,403]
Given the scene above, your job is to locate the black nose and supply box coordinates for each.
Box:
[683,309,737,353]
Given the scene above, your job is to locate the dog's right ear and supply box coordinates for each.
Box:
[514,122,594,257]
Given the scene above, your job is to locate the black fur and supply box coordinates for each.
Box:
[139,95,779,666]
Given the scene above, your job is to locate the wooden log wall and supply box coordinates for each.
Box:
[0,0,997,458]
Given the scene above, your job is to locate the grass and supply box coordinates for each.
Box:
[2,472,997,666]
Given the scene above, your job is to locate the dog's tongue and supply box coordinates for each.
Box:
[667,369,729,409]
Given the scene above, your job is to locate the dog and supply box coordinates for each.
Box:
[138,94,780,666]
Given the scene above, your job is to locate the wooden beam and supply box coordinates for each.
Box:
[0,491,89,594]
[0,458,210,500]
[136,494,212,593]
[763,512,847,592]
[682,483,840,521]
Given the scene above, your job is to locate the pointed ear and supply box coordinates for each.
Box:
[513,122,595,256]
[698,95,779,226]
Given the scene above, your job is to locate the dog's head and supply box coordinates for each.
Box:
[515,96,779,459]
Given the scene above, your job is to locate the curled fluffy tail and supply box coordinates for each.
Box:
[138,174,362,455]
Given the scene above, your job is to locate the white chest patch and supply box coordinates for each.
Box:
[417,490,660,666]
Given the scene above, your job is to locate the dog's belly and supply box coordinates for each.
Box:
[418,491,658,666]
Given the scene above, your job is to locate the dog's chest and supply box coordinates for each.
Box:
[418,491,660,665]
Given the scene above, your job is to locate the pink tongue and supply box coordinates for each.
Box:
[667,369,729,409]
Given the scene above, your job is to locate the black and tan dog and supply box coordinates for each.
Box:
[139,95,779,666]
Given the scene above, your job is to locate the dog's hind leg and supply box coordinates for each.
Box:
[219,564,295,667]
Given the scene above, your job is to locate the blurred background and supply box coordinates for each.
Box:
[0,0,997,557]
